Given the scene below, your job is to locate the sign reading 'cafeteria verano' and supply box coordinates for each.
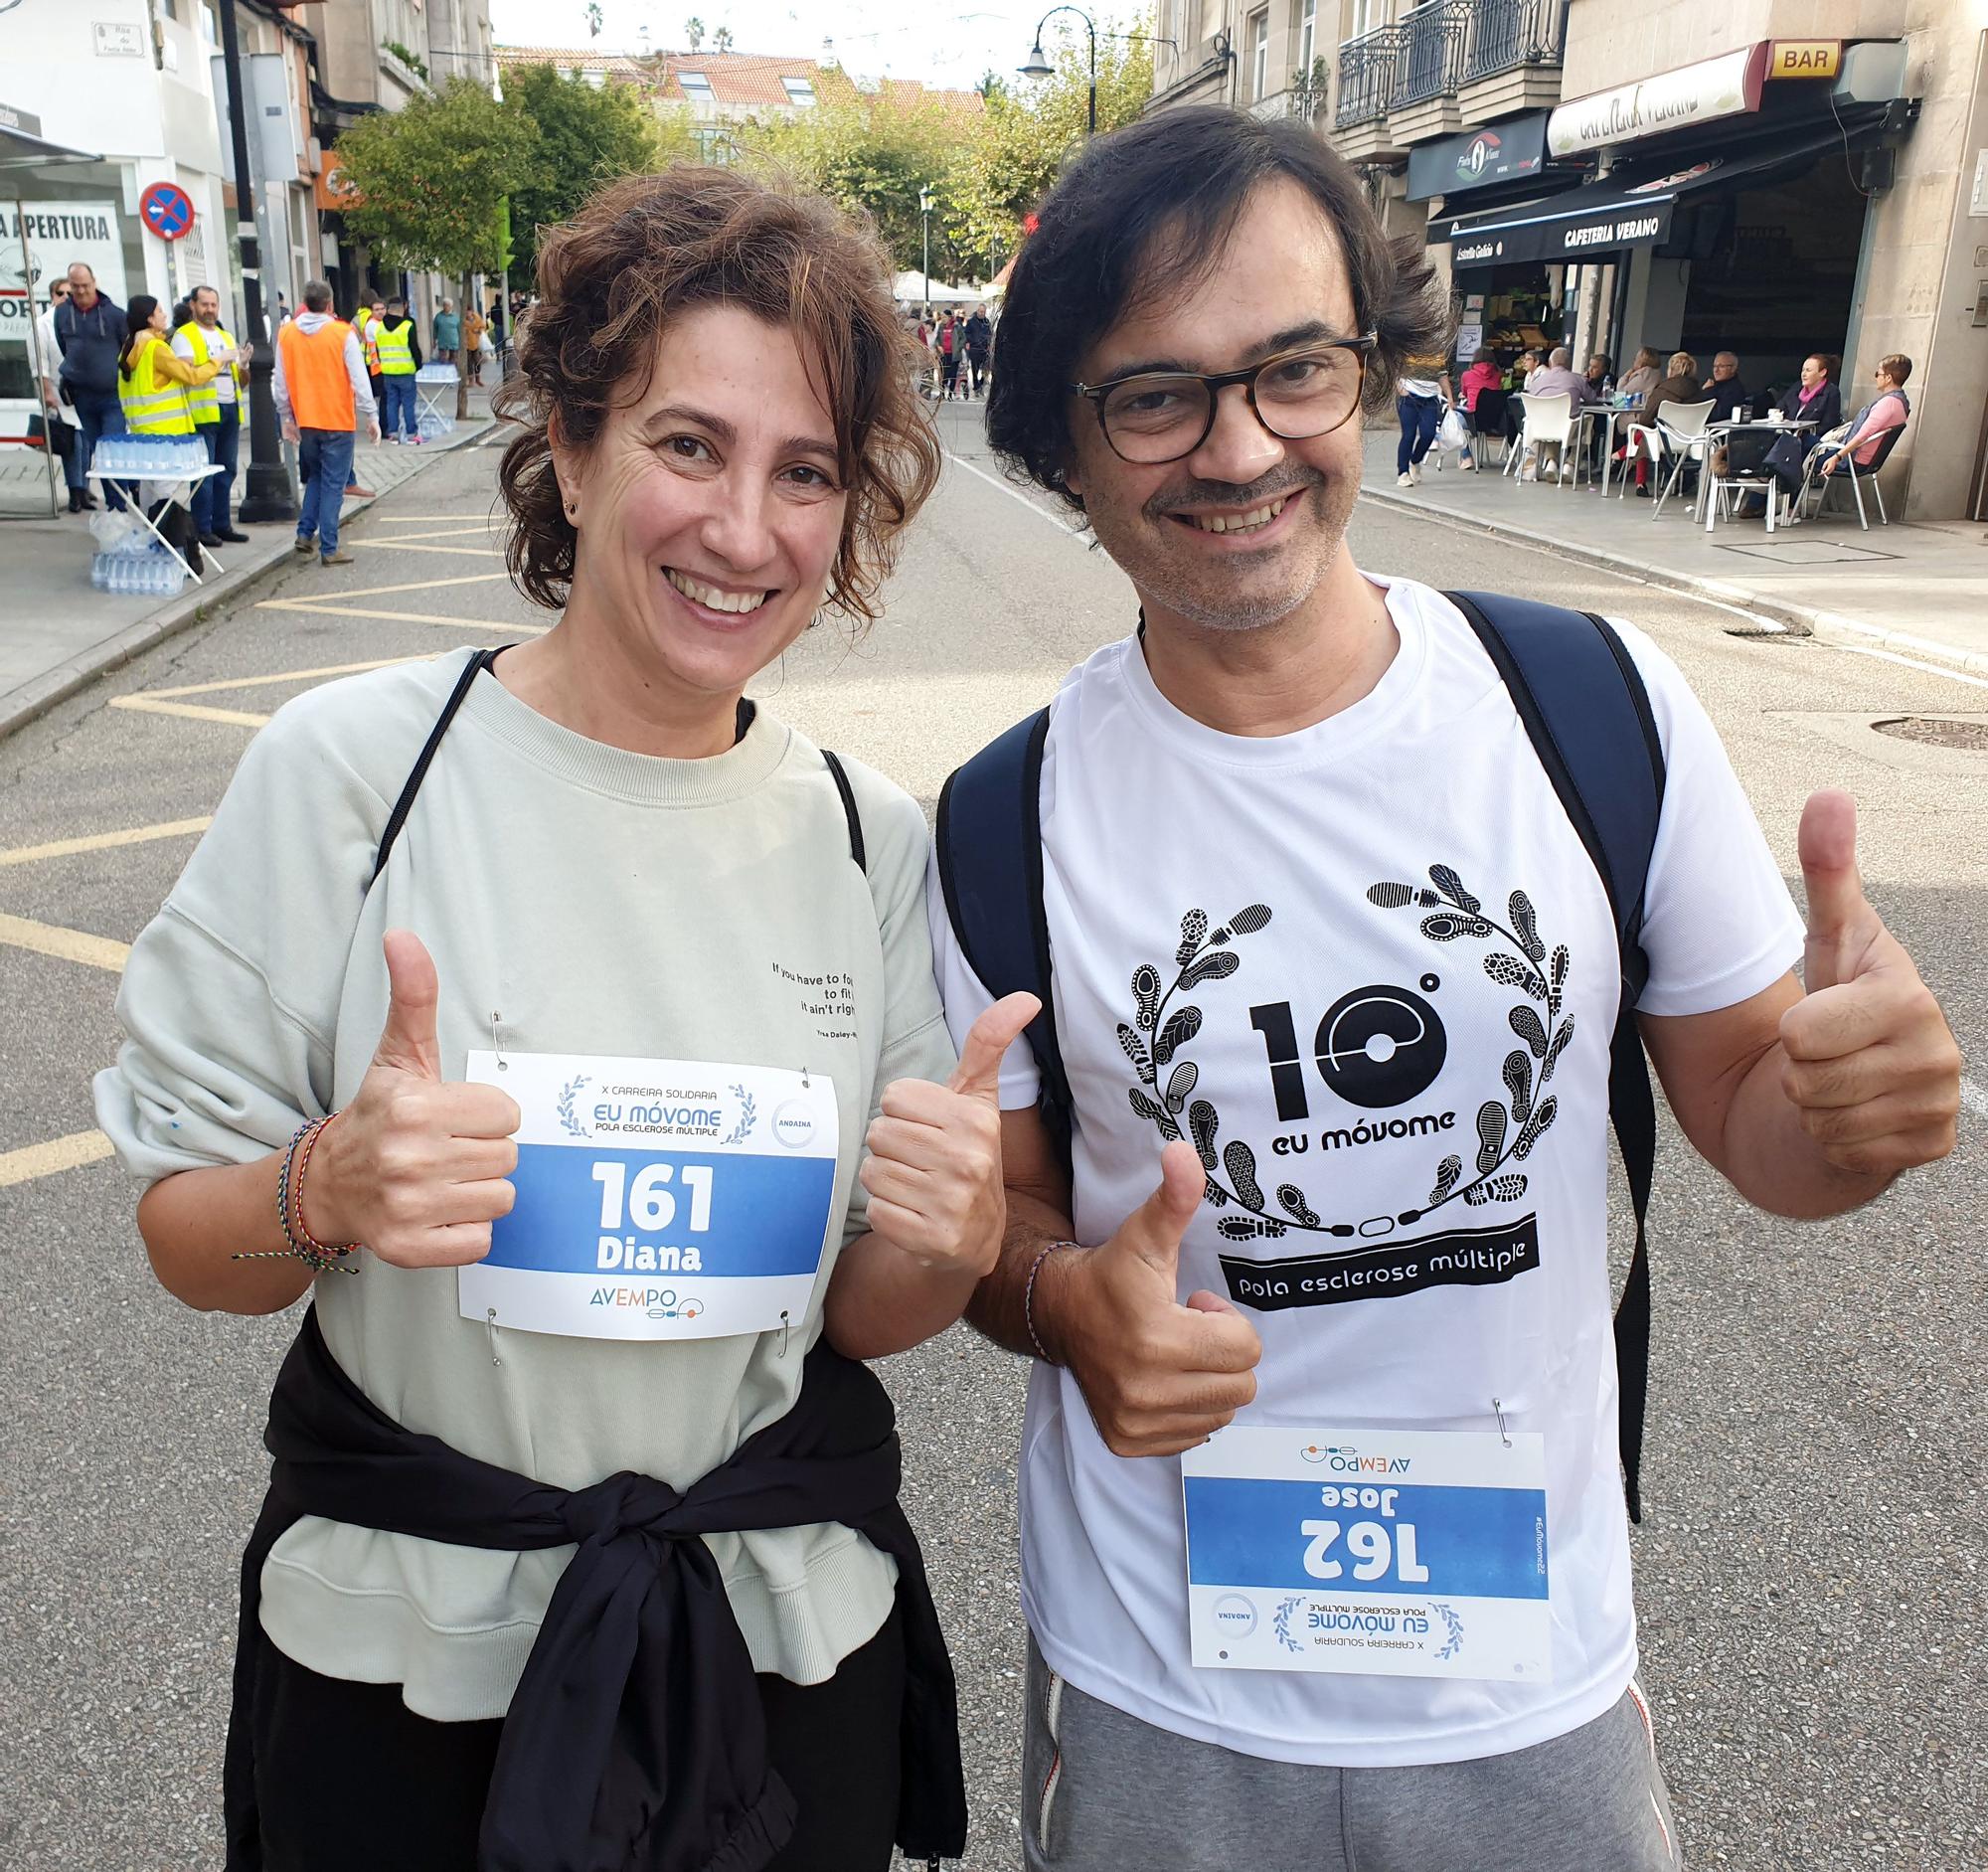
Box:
[1548,43,1769,158]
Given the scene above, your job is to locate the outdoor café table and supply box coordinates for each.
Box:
[1698,416,1818,530]
[414,361,459,435]
[1575,403,1641,497]
[85,462,228,585]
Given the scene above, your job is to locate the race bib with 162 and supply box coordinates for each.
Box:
[1181,1426,1551,1681]
[457,1051,838,1342]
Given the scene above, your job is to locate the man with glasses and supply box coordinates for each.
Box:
[929,107,1956,1870]
[35,275,87,512]
[52,261,128,511]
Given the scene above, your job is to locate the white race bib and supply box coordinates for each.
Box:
[1182,1426,1551,1682]
[457,1051,838,1343]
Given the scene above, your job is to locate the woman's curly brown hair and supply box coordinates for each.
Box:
[496,166,939,621]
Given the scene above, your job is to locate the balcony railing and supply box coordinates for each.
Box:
[1463,0,1568,83]
[1335,26,1401,128]
[1392,0,1469,108]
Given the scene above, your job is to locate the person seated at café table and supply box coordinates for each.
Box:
[1502,348,1542,441]
[1741,353,1904,519]
[1808,353,1910,484]
[1616,345,1663,402]
[1456,346,1503,471]
[1702,350,1750,422]
[1516,345,1593,482]
[1584,352,1611,396]
[1777,351,1843,431]
[1622,349,1702,496]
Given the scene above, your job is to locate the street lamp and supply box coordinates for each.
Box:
[217,0,295,523]
[1019,9,1177,137]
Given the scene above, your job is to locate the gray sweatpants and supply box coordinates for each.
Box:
[1022,1633,1681,1872]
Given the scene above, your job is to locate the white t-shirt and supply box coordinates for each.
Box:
[928,577,1802,1768]
[1400,375,1443,401]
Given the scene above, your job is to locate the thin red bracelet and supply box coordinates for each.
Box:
[287,1113,358,1263]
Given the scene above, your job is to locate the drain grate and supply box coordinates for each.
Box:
[1871,717,1988,752]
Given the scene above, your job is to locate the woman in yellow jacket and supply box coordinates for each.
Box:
[117,293,224,571]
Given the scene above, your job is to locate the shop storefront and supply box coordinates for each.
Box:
[1433,41,1914,405]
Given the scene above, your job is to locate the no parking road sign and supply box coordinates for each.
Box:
[139,181,196,243]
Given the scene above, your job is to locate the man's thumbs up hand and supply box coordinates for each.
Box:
[860,993,1039,1276]
[1044,1139,1262,1459]
[301,931,523,1267]
[1780,792,1960,1178]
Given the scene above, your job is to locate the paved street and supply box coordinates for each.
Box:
[1,402,1983,1871]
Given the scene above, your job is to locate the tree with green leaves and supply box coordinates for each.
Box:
[685,17,705,52]
[335,79,540,416]
[504,64,693,287]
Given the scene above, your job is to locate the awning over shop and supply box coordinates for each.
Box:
[0,120,104,174]
[1434,125,1873,269]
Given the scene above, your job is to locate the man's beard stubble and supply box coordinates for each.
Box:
[1084,462,1357,634]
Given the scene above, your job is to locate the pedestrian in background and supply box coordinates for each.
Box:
[461,302,486,386]
[373,295,423,443]
[35,274,87,513]
[433,297,460,368]
[173,283,252,548]
[964,304,992,399]
[1395,351,1451,485]
[273,278,379,567]
[53,262,128,511]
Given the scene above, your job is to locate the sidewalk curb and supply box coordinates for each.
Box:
[0,419,497,745]
[1362,482,1988,679]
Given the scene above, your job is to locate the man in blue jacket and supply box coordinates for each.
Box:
[53,261,126,509]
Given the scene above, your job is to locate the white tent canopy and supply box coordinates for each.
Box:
[892,270,988,306]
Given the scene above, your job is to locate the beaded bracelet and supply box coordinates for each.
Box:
[231,1115,358,1275]
[1024,1241,1079,1364]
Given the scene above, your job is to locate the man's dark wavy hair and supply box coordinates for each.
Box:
[987,106,1450,512]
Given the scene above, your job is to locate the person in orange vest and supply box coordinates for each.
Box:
[272,278,380,566]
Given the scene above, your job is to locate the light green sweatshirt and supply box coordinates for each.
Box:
[93,651,954,1721]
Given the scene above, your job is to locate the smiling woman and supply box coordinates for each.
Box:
[92,164,1002,1872]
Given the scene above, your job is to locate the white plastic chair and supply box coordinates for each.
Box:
[1504,393,1575,485]
[1623,400,1715,516]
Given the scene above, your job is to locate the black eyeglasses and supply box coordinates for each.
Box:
[1071,335,1377,464]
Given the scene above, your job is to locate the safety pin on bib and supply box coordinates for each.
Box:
[1492,1398,1511,1447]
[490,1010,508,1070]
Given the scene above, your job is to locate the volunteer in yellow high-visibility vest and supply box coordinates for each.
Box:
[172,283,253,548]
[373,294,422,443]
[117,292,223,572]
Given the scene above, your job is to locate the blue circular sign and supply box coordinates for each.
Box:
[139,181,196,243]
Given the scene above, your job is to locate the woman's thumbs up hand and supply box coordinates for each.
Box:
[302,931,523,1267]
[858,993,1039,1277]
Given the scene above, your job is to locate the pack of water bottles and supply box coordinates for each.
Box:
[417,410,455,440]
[90,541,187,597]
[92,435,208,477]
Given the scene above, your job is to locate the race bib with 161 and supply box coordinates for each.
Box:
[1181,1426,1551,1681]
[457,1051,838,1342]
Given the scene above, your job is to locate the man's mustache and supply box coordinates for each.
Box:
[1144,470,1324,521]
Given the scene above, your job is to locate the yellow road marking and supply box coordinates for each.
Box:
[258,571,510,601]
[110,698,271,727]
[132,655,436,700]
[348,540,507,559]
[253,603,545,632]
[0,1128,115,1188]
[0,818,212,868]
[359,524,504,542]
[0,912,129,972]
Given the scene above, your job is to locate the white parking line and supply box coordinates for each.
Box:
[1827,642,1988,693]
[945,449,1089,542]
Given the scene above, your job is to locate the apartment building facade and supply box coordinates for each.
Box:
[1150,2,1988,520]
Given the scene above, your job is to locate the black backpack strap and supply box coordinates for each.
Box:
[935,707,1072,1153]
[818,749,867,873]
[1446,591,1666,1523]
[373,646,508,883]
